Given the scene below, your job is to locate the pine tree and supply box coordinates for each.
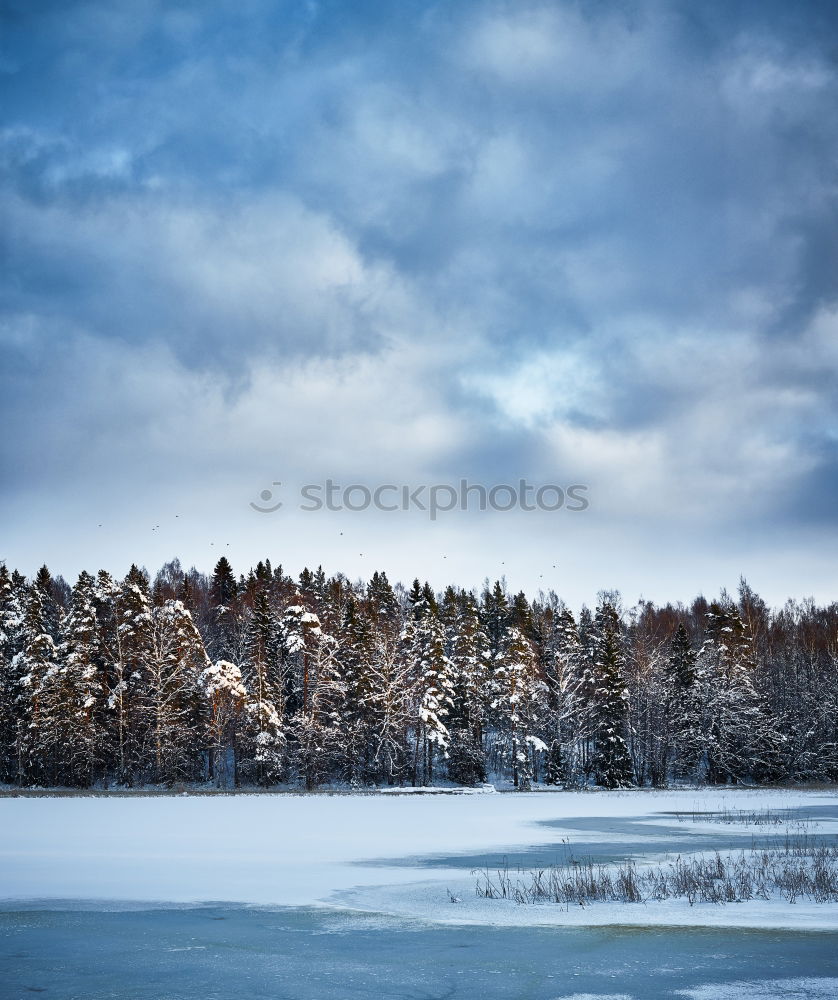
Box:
[361,577,409,785]
[588,601,634,789]
[366,571,401,642]
[482,580,509,657]
[14,579,60,784]
[663,623,701,782]
[491,626,546,790]
[292,631,345,790]
[200,659,247,787]
[239,588,285,784]
[41,571,108,786]
[110,566,153,784]
[0,565,26,783]
[445,590,490,786]
[33,565,62,639]
[339,593,408,785]
[337,595,375,784]
[543,606,589,786]
[401,594,455,786]
[279,590,325,717]
[147,600,209,784]
[697,602,778,784]
[208,557,240,662]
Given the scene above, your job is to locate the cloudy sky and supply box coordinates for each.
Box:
[2,0,838,607]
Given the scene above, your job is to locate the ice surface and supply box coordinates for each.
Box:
[2,787,838,930]
[676,980,838,1000]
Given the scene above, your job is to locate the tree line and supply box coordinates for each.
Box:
[1,557,836,791]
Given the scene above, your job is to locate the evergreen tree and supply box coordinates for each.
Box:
[14,579,60,785]
[491,626,546,789]
[3,554,836,792]
[482,580,509,657]
[239,588,285,784]
[279,590,325,717]
[338,595,379,784]
[0,565,26,783]
[401,594,454,786]
[291,630,347,790]
[588,601,634,788]
[33,565,62,639]
[200,659,247,788]
[543,607,589,786]
[147,600,209,784]
[41,571,108,786]
[663,623,701,782]
[208,557,240,662]
[445,591,490,785]
[110,566,153,784]
[697,602,778,784]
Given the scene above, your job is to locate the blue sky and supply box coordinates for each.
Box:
[2,0,838,606]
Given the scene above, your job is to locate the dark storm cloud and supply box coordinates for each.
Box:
[2,0,838,589]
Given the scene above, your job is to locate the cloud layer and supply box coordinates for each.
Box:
[3,0,838,604]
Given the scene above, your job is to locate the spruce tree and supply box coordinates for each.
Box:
[401,595,454,786]
[697,602,778,784]
[111,566,153,784]
[491,626,546,789]
[664,623,701,782]
[14,580,60,785]
[445,591,490,785]
[200,659,247,787]
[239,588,285,784]
[338,595,379,784]
[0,565,26,783]
[588,601,634,788]
[544,606,589,786]
[208,557,240,662]
[482,580,509,657]
[43,571,108,786]
[147,600,209,784]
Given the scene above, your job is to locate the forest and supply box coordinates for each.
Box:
[1,557,836,791]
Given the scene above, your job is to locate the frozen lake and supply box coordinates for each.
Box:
[2,788,838,998]
[3,904,838,1000]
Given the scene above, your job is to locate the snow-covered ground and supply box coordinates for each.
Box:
[2,787,838,930]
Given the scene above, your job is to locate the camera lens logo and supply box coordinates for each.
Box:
[250,482,283,513]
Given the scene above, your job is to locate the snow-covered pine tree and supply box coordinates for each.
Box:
[400,584,455,786]
[110,566,154,785]
[200,659,247,788]
[491,625,546,789]
[335,593,378,784]
[292,627,349,790]
[89,570,121,778]
[697,601,779,784]
[588,600,634,789]
[482,580,509,658]
[208,557,241,663]
[39,571,109,786]
[281,592,352,787]
[662,622,702,782]
[146,599,209,784]
[366,571,401,643]
[543,605,590,786]
[0,565,26,783]
[239,587,285,785]
[364,607,411,785]
[33,565,63,640]
[13,577,60,785]
[443,589,490,786]
[279,589,326,718]
[772,599,838,781]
